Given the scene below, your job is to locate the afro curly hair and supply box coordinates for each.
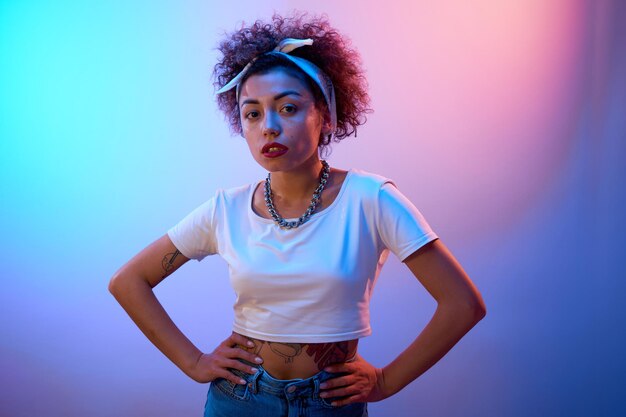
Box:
[213,11,372,155]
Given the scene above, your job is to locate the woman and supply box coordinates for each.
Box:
[109,12,486,417]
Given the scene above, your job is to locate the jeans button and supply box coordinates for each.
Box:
[286,385,297,393]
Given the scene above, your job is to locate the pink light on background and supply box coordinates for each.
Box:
[335,1,587,239]
[2,1,624,416]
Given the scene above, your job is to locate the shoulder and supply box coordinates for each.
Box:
[341,168,401,215]
[186,183,254,217]
[214,182,254,203]
[347,168,397,192]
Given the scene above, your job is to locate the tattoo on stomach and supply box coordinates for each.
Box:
[244,339,357,371]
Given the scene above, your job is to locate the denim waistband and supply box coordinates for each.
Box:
[231,365,336,397]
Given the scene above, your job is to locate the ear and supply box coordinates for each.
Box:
[320,110,333,136]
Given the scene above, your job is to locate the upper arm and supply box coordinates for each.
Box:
[403,238,486,314]
[109,233,190,290]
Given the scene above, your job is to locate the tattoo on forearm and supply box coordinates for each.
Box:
[161,249,181,277]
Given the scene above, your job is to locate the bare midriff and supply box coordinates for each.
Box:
[235,332,358,380]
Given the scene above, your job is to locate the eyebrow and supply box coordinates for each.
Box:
[240,90,302,106]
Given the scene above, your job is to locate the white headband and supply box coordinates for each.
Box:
[215,38,337,134]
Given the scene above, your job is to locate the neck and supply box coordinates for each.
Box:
[268,156,325,203]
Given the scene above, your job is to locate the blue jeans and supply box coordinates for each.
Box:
[203,364,368,417]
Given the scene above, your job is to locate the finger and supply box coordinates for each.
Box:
[324,362,354,373]
[207,350,256,375]
[223,358,259,375]
[230,341,263,363]
[212,368,248,385]
[232,346,264,365]
[225,334,265,365]
[319,376,351,390]
[211,355,257,384]
[224,332,255,349]
[329,394,362,407]
[320,384,360,399]
[223,345,263,365]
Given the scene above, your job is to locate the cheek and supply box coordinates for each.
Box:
[244,138,258,155]
[302,110,323,134]
[241,122,258,141]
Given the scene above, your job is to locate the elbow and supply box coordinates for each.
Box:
[108,271,151,296]
[456,302,486,327]
[462,288,487,322]
[471,296,487,322]
[474,303,487,322]
[108,274,120,295]
[108,271,130,296]
[441,297,486,323]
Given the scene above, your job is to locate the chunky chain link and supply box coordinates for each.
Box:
[264,160,330,229]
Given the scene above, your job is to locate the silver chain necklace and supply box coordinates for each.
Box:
[264,160,330,229]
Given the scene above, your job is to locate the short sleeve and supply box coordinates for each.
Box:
[166,194,219,261]
[376,181,439,262]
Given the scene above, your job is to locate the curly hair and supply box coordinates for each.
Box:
[213,11,372,155]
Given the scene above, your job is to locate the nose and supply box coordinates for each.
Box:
[262,111,281,137]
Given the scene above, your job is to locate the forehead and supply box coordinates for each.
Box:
[239,68,314,102]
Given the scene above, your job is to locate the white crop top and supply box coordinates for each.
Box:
[167,168,438,343]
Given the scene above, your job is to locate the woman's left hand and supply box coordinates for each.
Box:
[318,353,389,406]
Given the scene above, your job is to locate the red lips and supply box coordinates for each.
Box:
[262,142,289,153]
[262,142,289,158]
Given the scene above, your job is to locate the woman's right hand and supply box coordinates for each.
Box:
[187,332,263,384]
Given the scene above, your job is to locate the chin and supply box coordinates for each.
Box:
[254,158,289,172]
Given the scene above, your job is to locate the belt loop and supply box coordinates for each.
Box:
[247,367,262,394]
[313,376,321,395]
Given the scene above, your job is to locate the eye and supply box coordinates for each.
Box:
[281,104,297,114]
[245,110,260,120]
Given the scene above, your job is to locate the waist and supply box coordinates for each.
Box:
[235,332,358,380]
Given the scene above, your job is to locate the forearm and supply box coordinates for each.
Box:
[109,276,202,377]
[381,303,485,396]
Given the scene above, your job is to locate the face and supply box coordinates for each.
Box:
[238,68,330,173]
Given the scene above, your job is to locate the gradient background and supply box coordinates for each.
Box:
[1,1,625,416]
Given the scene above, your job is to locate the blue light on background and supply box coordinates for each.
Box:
[1,1,625,416]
